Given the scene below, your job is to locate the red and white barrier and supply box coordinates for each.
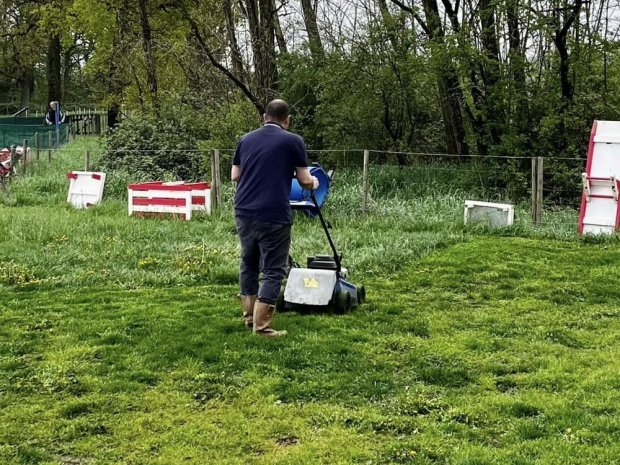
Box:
[579,121,620,235]
[67,171,106,208]
[128,181,211,220]
[1,147,31,178]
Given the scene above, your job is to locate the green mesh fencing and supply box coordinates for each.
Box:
[0,116,69,149]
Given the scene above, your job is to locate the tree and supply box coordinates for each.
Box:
[175,0,280,115]
[301,0,325,62]
[137,0,159,114]
[0,1,41,109]
[389,0,470,155]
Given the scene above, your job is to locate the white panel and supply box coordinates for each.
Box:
[140,189,189,199]
[582,196,616,227]
[594,121,620,140]
[132,205,188,214]
[590,144,620,178]
[464,201,514,227]
[284,268,337,306]
[67,172,106,209]
[583,224,615,235]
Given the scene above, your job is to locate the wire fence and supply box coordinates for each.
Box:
[3,142,587,229]
[212,148,586,215]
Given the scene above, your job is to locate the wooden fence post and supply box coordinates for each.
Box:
[34,132,40,161]
[362,149,370,213]
[213,149,222,209]
[22,139,28,174]
[8,145,16,179]
[48,131,52,162]
[531,157,544,225]
[537,157,544,225]
[210,151,217,210]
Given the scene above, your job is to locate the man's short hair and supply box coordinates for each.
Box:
[265,99,290,122]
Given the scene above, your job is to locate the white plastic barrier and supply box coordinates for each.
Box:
[464,201,514,227]
[67,171,106,208]
[128,181,211,221]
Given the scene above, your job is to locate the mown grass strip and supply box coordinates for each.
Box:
[2,237,619,464]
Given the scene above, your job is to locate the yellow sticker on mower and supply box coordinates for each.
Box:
[304,278,319,288]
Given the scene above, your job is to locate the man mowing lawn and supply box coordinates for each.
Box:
[231,99,319,337]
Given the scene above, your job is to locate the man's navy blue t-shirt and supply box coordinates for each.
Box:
[233,123,308,224]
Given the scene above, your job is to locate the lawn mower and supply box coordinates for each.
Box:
[277,191,365,314]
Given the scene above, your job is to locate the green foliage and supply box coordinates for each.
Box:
[278,45,442,153]
[201,97,260,150]
[101,115,204,181]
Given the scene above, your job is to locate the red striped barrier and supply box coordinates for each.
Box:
[128,181,211,220]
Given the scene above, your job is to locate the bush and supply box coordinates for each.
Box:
[101,116,204,181]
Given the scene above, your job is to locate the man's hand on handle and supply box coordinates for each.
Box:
[296,167,319,190]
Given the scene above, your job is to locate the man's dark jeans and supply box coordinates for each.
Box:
[236,216,291,305]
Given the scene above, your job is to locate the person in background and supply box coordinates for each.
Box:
[45,101,65,126]
[231,99,319,337]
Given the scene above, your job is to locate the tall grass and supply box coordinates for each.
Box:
[0,138,582,290]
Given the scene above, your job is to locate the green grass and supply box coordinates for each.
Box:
[1,138,618,464]
[2,238,620,464]
[0,139,580,290]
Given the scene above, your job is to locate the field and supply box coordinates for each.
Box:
[1,139,619,464]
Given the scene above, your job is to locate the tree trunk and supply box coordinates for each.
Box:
[506,0,528,132]
[378,0,401,54]
[138,0,159,115]
[19,67,34,109]
[438,71,469,155]
[107,1,130,129]
[182,2,265,115]
[507,0,525,87]
[479,0,500,84]
[47,34,62,103]
[62,46,74,102]
[108,103,120,129]
[377,1,416,152]
[552,0,584,105]
[245,0,278,107]
[554,34,572,102]
[421,0,469,155]
[477,0,502,148]
[301,0,325,62]
[224,0,246,80]
[272,0,288,54]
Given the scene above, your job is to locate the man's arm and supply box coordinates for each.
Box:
[296,167,319,190]
[231,165,241,182]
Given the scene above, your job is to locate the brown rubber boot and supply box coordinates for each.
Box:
[253,301,288,337]
[240,294,257,328]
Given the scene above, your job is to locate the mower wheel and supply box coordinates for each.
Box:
[357,286,366,304]
[336,290,352,314]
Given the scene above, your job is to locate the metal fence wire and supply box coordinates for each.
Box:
[211,148,586,213]
[6,143,585,227]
